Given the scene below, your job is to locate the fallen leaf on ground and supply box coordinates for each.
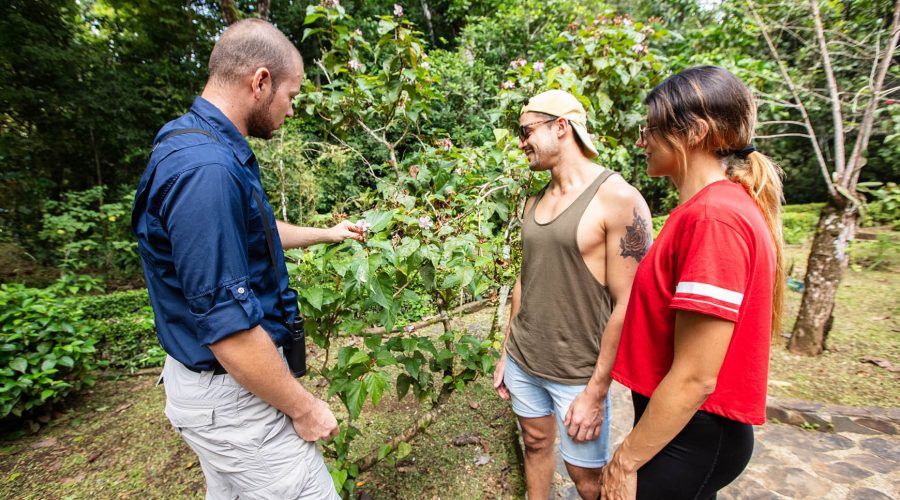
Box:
[468,401,480,410]
[452,432,481,446]
[114,403,132,413]
[474,450,491,465]
[861,356,900,372]
[30,437,57,449]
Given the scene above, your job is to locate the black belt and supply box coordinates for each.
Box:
[186,361,228,375]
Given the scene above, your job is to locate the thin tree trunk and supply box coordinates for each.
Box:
[420,0,436,45]
[257,0,269,21]
[220,0,239,25]
[89,127,103,206]
[788,200,859,355]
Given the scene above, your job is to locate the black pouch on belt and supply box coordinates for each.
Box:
[285,317,307,377]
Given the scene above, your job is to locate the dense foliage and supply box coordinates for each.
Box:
[0,276,103,420]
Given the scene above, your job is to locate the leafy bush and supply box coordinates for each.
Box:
[0,275,104,420]
[849,234,900,272]
[782,203,823,245]
[38,185,140,279]
[859,182,900,229]
[81,290,163,371]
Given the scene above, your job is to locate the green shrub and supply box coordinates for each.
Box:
[38,185,141,279]
[782,203,823,245]
[859,182,900,229]
[0,275,104,420]
[81,290,162,371]
[849,234,900,271]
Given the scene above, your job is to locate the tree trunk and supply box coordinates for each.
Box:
[788,199,859,355]
[220,0,239,25]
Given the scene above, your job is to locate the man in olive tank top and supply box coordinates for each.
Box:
[493,90,652,499]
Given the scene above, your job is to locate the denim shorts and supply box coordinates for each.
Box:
[504,354,611,468]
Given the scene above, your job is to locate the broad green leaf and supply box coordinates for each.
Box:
[9,358,27,373]
[345,380,367,419]
[396,441,412,460]
[364,372,389,407]
[330,468,348,491]
[348,351,370,367]
[396,373,412,400]
[302,287,325,310]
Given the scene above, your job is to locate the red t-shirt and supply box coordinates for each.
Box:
[612,180,776,425]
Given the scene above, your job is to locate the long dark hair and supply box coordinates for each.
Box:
[646,65,784,336]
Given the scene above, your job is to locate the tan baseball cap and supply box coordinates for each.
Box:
[521,89,599,158]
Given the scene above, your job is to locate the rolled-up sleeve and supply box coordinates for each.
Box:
[159,163,263,346]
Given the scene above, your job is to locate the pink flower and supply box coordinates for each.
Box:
[420,61,430,69]
[393,4,403,16]
[436,138,453,151]
[323,0,340,8]
[357,220,372,233]
[404,325,416,333]
[509,58,527,69]
[348,59,362,71]
[501,80,516,90]
[533,60,545,72]
[631,44,647,54]
[418,216,433,230]
[354,28,363,36]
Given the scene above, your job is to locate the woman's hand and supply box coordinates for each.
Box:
[600,451,637,500]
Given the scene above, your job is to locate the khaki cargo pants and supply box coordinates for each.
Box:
[162,356,339,500]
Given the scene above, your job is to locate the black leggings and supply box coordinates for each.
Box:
[631,391,754,500]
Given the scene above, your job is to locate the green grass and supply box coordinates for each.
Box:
[772,227,900,407]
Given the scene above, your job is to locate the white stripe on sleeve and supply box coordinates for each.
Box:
[675,281,744,305]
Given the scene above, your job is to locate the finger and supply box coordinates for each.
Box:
[567,422,580,438]
[577,425,590,443]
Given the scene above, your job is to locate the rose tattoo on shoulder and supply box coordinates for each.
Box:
[620,208,651,262]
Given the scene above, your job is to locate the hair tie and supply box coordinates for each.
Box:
[734,144,756,160]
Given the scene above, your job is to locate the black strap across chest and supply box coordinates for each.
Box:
[150,128,288,321]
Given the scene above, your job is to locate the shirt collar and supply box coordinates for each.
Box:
[189,96,255,165]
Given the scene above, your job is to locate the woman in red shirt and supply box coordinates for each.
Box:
[601,66,784,499]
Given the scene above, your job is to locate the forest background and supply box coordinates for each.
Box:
[1,0,898,495]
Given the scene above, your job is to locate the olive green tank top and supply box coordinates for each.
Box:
[506,169,615,384]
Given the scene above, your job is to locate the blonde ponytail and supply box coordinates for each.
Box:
[728,151,785,337]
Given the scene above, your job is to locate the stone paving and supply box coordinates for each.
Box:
[549,382,900,499]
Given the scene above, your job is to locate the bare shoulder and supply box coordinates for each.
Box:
[595,170,650,220]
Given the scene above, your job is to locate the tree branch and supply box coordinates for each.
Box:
[220,0,240,25]
[755,133,813,139]
[810,0,847,181]
[848,0,900,190]
[746,0,836,199]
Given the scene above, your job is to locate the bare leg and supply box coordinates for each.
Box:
[565,461,602,499]
[518,415,557,500]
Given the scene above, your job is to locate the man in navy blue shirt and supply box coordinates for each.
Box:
[132,19,361,499]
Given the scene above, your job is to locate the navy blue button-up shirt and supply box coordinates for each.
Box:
[132,97,299,371]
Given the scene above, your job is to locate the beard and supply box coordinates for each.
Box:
[526,143,556,171]
[246,90,278,139]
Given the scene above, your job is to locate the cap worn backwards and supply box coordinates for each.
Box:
[521,89,599,158]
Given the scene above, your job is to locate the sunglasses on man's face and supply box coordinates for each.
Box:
[518,117,558,141]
